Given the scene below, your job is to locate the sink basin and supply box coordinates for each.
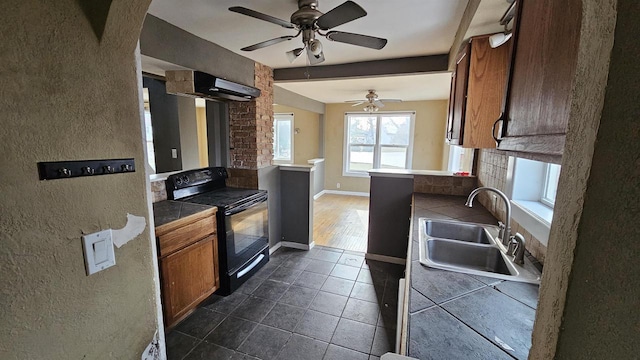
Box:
[418,218,541,284]
[424,239,510,275]
[423,219,492,244]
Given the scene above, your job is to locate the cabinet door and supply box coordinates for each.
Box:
[499,0,582,156]
[446,42,471,145]
[161,235,218,327]
[463,36,511,149]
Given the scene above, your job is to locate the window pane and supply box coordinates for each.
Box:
[349,116,377,144]
[380,146,407,169]
[543,164,561,204]
[380,115,411,145]
[349,145,374,172]
[273,117,292,161]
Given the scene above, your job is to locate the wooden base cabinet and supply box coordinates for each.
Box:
[156,208,219,328]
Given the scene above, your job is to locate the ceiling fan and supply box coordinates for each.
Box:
[346,90,402,112]
[229,0,387,65]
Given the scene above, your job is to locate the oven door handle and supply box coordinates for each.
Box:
[225,195,267,216]
[237,254,265,279]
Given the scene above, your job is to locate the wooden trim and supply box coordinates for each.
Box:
[155,207,217,237]
[274,55,449,82]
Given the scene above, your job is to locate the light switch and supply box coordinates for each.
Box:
[82,229,116,275]
[171,148,178,158]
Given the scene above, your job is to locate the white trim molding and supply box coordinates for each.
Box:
[280,241,315,251]
[313,190,327,200]
[269,242,282,255]
[365,253,407,265]
[323,190,370,197]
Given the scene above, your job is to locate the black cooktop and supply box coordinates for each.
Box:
[180,187,266,209]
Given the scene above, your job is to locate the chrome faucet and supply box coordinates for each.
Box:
[465,187,512,247]
[509,233,526,265]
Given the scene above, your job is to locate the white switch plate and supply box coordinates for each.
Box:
[171,148,178,158]
[82,229,116,275]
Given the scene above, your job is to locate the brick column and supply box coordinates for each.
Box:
[227,62,273,188]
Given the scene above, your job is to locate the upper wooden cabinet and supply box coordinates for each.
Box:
[446,35,511,148]
[497,0,582,159]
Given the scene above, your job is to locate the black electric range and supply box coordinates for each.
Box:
[166,167,269,295]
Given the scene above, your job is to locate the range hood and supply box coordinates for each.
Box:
[165,70,260,102]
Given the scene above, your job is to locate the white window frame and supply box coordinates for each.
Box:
[273,113,294,164]
[342,111,415,177]
[540,163,560,207]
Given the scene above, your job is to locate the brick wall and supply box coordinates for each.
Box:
[228,62,274,170]
[476,149,547,264]
[226,62,274,189]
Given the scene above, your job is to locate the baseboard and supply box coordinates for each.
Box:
[313,190,326,200]
[280,241,315,251]
[323,190,370,197]
[269,242,282,254]
[365,253,406,265]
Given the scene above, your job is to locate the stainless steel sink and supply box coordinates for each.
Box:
[423,219,492,244]
[418,218,541,284]
[425,239,511,275]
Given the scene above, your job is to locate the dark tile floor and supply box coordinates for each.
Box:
[166,246,405,360]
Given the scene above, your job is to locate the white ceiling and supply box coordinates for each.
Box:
[276,73,452,103]
[147,0,468,69]
[143,0,510,104]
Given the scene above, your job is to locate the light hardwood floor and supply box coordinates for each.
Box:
[313,194,370,252]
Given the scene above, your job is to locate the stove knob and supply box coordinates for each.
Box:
[176,178,183,186]
[183,176,190,184]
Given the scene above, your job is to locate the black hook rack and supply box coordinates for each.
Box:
[38,158,136,180]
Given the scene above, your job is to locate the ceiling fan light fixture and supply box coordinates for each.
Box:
[364,104,379,113]
[286,48,304,63]
[308,39,323,56]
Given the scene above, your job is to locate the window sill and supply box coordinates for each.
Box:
[342,171,371,178]
[511,200,552,246]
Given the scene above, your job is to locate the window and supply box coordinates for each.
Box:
[273,113,293,163]
[447,145,475,173]
[541,163,561,207]
[343,112,414,176]
[507,157,562,246]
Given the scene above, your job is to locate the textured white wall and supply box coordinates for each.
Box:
[0,1,158,359]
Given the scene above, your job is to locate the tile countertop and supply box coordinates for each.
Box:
[152,200,214,228]
[404,193,540,360]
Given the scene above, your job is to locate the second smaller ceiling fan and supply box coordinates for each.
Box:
[346,90,402,112]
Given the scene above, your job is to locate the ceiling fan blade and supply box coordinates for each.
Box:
[229,6,295,29]
[316,1,367,30]
[373,100,385,108]
[286,48,305,63]
[378,99,402,103]
[241,36,295,51]
[348,101,366,106]
[326,31,387,50]
[307,48,325,65]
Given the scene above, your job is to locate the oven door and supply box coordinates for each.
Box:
[224,195,269,272]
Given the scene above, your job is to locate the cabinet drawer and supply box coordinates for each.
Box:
[158,215,215,257]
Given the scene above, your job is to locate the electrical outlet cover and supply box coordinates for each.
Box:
[82,229,116,275]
